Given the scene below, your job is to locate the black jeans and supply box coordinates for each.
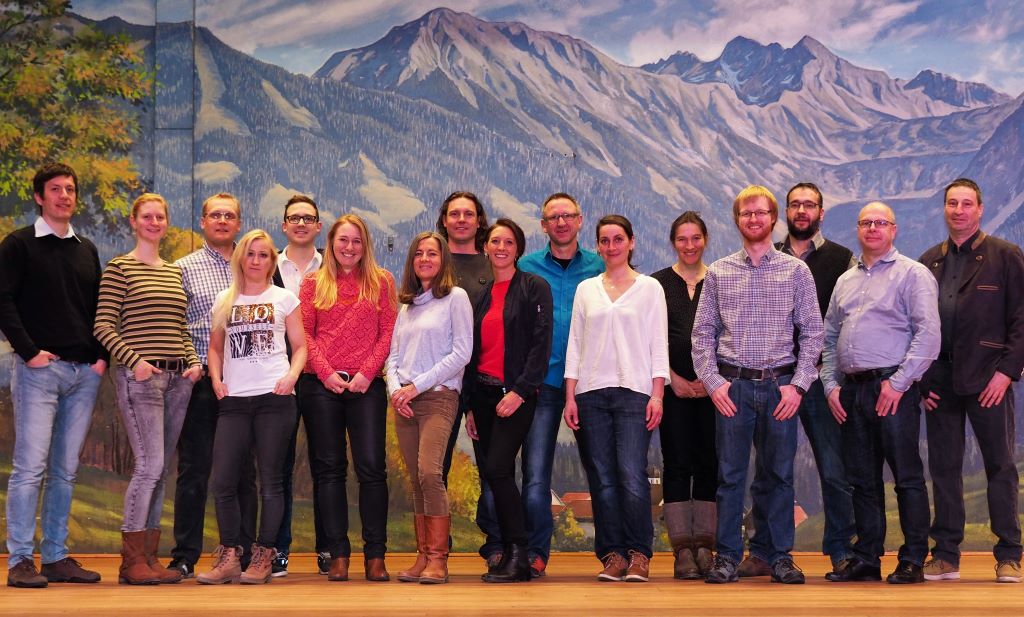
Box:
[274,375,326,555]
[471,383,537,547]
[659,391,717,503]
[171,375,257,563]
[298,374,388,559]
[925,361,1022,564]
[211,393,297,548]
[840,379,929,567]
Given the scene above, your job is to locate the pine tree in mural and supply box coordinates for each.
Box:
[0,0,151,221]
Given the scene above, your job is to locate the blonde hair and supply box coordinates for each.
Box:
[211,229,278,330]
[313,214,396,311]
[131,193,168,218]
[732,185,778,223]
[202,192,241,216]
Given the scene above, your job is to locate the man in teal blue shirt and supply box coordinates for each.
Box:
[517,193,603,577]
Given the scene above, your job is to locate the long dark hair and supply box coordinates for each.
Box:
[398,231,458,304]
[669,211,708,243]
[596,214,635,268]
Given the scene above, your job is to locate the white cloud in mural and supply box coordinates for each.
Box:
[626,0,922,65]
[195,161,243,184]
[258,183,312,220]
[356,153,427,230]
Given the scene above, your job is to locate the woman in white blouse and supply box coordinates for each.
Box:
[563,214,669,583]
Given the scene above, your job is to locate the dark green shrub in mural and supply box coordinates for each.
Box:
[0,0,151,217]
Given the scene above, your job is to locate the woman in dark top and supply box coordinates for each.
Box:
[465,219,553,582]
[651,211,718,580]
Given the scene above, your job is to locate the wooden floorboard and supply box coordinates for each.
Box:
[0,553,1019,615]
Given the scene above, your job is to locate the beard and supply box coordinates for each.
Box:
[786,216,821,241]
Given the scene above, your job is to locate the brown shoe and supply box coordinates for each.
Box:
[398,514,428,582]
[142,529,181,584]
[240,545,276,584]
[420,515,450,584]
[625,550,650,582]
[196,545,242,584]
[119,531,161,585]
[40,557,101,584]
[674,547,700,580]
[365,557,390,581]
[737,554,772,577]
[597,552,628,581]
[7,558,48,588]
[328,556,350,581]
[696,547,714,575]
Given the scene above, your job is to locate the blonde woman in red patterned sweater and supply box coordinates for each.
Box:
[297,214,397,582]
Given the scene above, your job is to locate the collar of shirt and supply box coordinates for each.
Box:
[857,246,900,270]
[202,241,232,265]
[543,242,582,264]
[279,245,322,272]
[741,243,780,266]
[781,231,825,258]
[34,216,80,242]
[948,229,982,254]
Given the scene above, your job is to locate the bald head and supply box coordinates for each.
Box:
[857,201,897,263]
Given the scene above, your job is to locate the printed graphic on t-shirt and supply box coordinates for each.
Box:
[228,303,275,361]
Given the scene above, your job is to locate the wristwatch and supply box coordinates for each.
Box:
[793,385,806,396]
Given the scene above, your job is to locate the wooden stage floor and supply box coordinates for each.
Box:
[0,553,1019,616]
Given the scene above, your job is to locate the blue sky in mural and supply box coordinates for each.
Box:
[74,0,1023,94]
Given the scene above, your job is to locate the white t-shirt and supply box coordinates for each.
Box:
[216,285,300,397]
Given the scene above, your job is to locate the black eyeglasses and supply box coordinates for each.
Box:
[542,213,580,223]
[285,214,319,225]
[786,201,820,211]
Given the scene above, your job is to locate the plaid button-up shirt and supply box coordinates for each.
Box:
[692,245,824,393]
[175,243,233,365]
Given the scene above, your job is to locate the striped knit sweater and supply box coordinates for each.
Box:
[94,254,199,369]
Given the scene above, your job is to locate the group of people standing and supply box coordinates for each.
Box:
[1,162,1020,590]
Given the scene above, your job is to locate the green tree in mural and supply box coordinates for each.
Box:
[0,0,151,217]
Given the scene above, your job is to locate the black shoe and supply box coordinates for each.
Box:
[482,544,530,583]
[485,551,505,576]
[271,552,288,578]
[704,554,739,584]
[770,558,805,584]
[826,557,881,582]
[317,551,331,575]
[167,558,195,579]
[887,561,924,584]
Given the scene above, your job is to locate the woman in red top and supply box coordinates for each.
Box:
[465,218,553,582]
[298,214,397,582]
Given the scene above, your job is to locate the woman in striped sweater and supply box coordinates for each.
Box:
[94,193,202,585]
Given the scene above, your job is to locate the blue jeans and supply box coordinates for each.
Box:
[840,379,929,567]
[716,376,797,565]
[6,357,101,566]
[748,379,853,562]
[521,384,565,562]
[575,387,653,559]
[115,365,194,532]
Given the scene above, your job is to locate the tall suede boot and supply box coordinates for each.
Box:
[664,501,699,579]
[420,515,450,584]
[398,514,428,582]
[119,531,160,585]
[693,500,717,575]
[143,529,182,584]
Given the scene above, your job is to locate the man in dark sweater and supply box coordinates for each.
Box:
[739,182,856,578]
[0,163,107,588]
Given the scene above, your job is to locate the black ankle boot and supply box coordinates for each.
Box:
[482,544,530,583]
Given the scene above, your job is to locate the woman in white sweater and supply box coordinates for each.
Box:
[385,231,473,584]
[563,214,669,583]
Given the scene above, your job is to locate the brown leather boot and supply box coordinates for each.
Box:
[328,556,350,582]
[365,557,390,581]
[196,545,242,584]
[693,500,717,575]
[240,544,276,584]
[419,515,450,584]
[664,501,699,579]
[398,514,428,583]
[142,529,181,584]
[119,531,160,585]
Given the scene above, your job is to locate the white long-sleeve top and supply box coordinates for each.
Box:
[564,274,670,396]
[385,287,473,396]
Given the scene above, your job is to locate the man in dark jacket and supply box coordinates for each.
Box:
[918,178,1024,584]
